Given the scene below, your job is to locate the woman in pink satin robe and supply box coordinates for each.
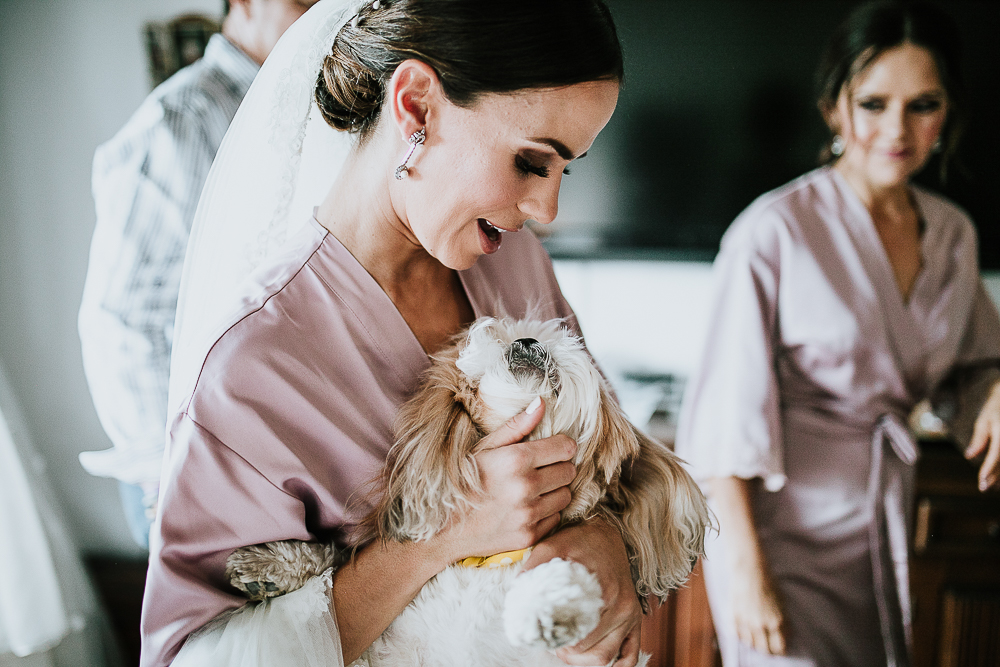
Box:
[139,3,652,667]
[675,3,1000,666]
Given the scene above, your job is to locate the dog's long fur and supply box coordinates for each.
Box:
[359,316,709,602]
[227,317,711,662]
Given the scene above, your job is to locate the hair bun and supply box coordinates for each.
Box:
[315,47,384,133]
[314,0,623,139]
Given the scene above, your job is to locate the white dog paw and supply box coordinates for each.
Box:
[503,557,603,650]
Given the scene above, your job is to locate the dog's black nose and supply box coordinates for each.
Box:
[507,338,548,380]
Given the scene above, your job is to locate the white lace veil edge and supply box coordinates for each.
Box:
[168,0,357,417]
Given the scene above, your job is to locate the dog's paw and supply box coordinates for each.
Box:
[503,557,603,650]
[225,540,339,601]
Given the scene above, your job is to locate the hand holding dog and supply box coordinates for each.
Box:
[527,517,644,667]
[440,397,579,561]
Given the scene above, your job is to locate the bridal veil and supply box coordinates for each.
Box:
[167,0,356,418]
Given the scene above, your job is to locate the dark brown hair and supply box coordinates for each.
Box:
[815,0,965,177]
[315,0,624,139]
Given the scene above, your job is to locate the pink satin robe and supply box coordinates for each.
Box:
[139,218,581,667]
[675,168,1000,666]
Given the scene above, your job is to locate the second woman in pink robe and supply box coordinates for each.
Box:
[675,166,1000,666]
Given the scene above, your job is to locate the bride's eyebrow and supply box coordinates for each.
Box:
[527,138,587,161]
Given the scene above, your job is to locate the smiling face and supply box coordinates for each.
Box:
[829,43,948,191]
[398,80,619,270]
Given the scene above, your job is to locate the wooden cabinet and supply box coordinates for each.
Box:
[910,439,1000,667]
[640,559,721,667]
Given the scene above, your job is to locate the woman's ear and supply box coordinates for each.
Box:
[388,58,442,142]
[828,89,855,139]
[818,99,837,132]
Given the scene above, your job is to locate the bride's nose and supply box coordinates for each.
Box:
[518,179,561,225]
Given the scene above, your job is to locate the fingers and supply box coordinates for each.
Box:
[526,434,578,468]
[534,459,577,494]
[968,408,1000,491]
[738,618,786,656]
[611,626,642,667]
[478,398,578,467]
[966,418,989,459]
[734,584,785,657]
[534,485,573,520]
[479,396,546,451]
[462,397,578,554]
[766,624,786,655]
[979,421,1000,491]
[557,621,641,667]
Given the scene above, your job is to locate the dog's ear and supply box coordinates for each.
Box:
[565,383,642,521]
[606,431,712,603]
[593,384,642,484]
[369,345,484,543]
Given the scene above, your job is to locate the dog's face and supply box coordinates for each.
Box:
[454,318,606,451]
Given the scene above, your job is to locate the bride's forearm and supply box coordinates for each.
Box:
[331,538,451,663]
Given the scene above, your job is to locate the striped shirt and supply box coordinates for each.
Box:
[78,34,258,485]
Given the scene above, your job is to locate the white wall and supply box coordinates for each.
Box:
[0,0,221,557]
[555,261,1000,380]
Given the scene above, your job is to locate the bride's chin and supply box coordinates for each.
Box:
[431,245,479,272]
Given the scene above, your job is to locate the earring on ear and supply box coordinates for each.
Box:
[932,138,943,154]
[831,134,846,157]
[395,127,426,180]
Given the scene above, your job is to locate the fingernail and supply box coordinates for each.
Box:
[525,396,541,415]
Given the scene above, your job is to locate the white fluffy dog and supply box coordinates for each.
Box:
[226,316,710,666]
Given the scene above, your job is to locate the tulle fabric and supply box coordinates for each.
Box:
[167,0,355,417]
[0,363,115,665]
[171,571,360,667]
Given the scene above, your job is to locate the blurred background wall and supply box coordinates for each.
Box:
[0,0,997,561]
[0,0,221,558]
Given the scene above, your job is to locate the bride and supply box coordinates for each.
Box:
[139,1,671,666]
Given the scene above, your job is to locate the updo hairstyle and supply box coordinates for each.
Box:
[315,0,624,140]
[815,0,965,175]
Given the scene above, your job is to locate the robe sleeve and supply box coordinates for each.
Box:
[930,280,1000,448]
[674,207,786,491]
[141,415,323,667]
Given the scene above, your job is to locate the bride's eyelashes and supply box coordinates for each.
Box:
[514,155,571,178]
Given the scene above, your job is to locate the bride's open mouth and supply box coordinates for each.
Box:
[479,218,504,243]
[477,218,510,254]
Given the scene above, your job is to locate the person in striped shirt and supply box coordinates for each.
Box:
[78,0,320,549]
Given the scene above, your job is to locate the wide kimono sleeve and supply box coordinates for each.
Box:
[674,204,786,491]
[141,412,346,667]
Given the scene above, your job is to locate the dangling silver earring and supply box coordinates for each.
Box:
[395,127,425,180]
[831,134,846,157]
[932,138,943,154]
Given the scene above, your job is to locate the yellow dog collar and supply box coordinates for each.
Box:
[456,547,532,569]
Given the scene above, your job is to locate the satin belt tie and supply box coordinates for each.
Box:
[868,412,919,667]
